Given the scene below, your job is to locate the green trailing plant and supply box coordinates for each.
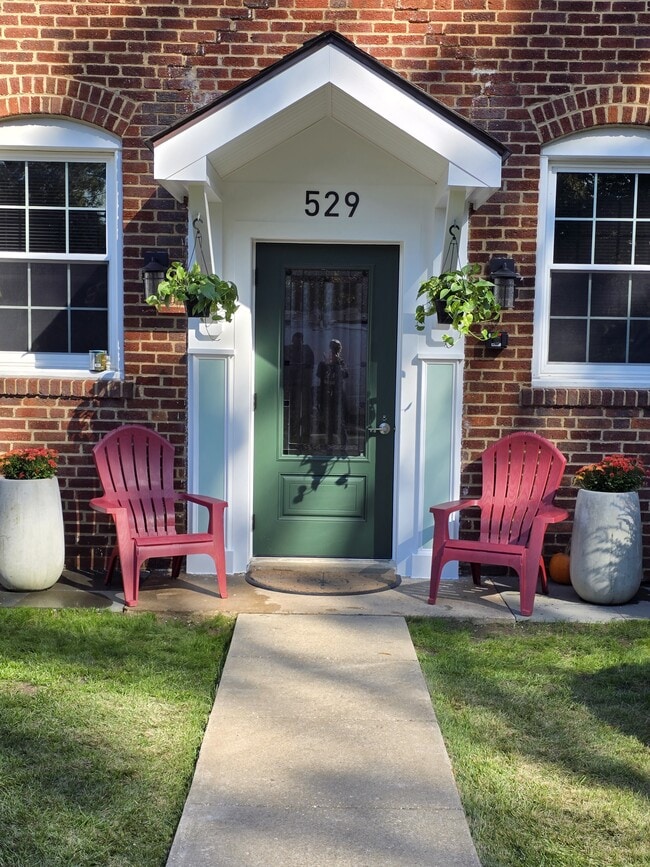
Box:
[415,262,501,347]
[145,261,239,322]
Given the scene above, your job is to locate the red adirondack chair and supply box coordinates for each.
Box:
[428,432,568,617]
[90,424,228,607]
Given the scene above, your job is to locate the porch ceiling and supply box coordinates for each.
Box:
[152,31,508,204]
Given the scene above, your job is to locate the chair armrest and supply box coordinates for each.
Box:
[535,505,569,526]
[180,493,228,510]
[528,505,570,553]
[430,499,481,548]
[90,496,126,517]
[429,498,481,519]
[180,493,228,537]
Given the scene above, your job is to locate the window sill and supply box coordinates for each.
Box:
[0,376,139,400]
[521,387,650,409]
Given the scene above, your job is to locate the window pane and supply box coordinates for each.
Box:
[69,210,106,254]
[0,209,25,251]
[594,221,632,264]
[68,163,106,207]
[70,310,108,352]
[28,162,65,206]
[591,273,629,317]
[637,175,650,218]
[556,173,594,217]
[31,309,69,352]
[630,275,650,316]
[589,320,627,363]
[596,174,635,218]
[550,272,588,315]
[0,309,28,350]
[29,210,66,252]
[283,268,368,458]
[548,169,650,371]
[634,222,650,265]
[31,263,68,307]
[553,221,592,263]
[549,319,587,362]
[0,262,28,305]
[0,152,112,361]
[629,320,650,363]
[70,263,108,307]
[0,161,25,205]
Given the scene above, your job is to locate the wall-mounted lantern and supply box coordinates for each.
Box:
[141,251,169,301]
[488,257,519,309]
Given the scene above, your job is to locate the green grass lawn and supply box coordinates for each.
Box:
[1,610,648,866]
[408,618,650,867]
[0,608,234,867]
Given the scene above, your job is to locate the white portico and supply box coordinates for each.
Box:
[152,31,507,579]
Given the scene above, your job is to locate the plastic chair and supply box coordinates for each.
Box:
[428,432,568,616]
[90,424,228,607]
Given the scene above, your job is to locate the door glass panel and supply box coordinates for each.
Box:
[283,267,368,457]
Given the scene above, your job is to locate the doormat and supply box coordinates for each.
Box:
[245,563,400,596]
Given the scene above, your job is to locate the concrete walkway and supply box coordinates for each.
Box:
[167,613,480,867]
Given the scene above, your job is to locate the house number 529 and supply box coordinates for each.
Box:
[304,190,360,217]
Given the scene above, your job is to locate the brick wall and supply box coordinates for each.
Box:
[1,0,649,574]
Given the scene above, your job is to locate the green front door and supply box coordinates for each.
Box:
[253,243,399,558]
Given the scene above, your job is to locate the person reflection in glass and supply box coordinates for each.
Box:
[284,332,314,452]
[317,338,349,450]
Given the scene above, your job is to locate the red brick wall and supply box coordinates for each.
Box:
[1,0,649,574]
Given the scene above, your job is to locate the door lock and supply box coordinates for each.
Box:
[367,415,392,435]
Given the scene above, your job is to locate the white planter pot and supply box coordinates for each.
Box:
[570,488,643,605]
[0,477,65,591]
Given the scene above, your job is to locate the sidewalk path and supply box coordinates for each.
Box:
[167,614,481,866]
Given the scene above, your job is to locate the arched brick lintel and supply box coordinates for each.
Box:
[0,77,138,136]
[530,86,650,144]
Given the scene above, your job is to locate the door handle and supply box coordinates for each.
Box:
[367,416,392,435]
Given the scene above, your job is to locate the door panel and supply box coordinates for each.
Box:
[254,243,398,558]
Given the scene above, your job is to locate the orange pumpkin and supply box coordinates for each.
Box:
[549,552,571,584]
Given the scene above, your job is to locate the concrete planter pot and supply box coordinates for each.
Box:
[0,477,65,591]
[570,488,643,605]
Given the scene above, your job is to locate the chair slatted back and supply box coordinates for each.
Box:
[478,432,566,547]
[93,425,179,537]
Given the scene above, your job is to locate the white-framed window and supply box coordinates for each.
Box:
[0,119,122,377]
[533,129,650,387]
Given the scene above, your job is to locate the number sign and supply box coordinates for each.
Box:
[305,190,360,217]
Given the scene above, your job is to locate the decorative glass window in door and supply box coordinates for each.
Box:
[283,268,368,457]
[550,171,650,364]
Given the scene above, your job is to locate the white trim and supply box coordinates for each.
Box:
[541,127,650,159]
[187,352,235,575]
[0,118,121,151]
[409,357,463,580]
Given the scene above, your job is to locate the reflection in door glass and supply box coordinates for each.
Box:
[283,268,368,457]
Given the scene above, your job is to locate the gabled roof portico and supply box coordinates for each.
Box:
[149,32,509,580]
[152,31,508,206]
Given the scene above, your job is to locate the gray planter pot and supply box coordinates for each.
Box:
[0,477,65,591]
[570,488,643,605]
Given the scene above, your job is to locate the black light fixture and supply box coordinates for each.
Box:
[141,250,169,300]
[488,256,519,309]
